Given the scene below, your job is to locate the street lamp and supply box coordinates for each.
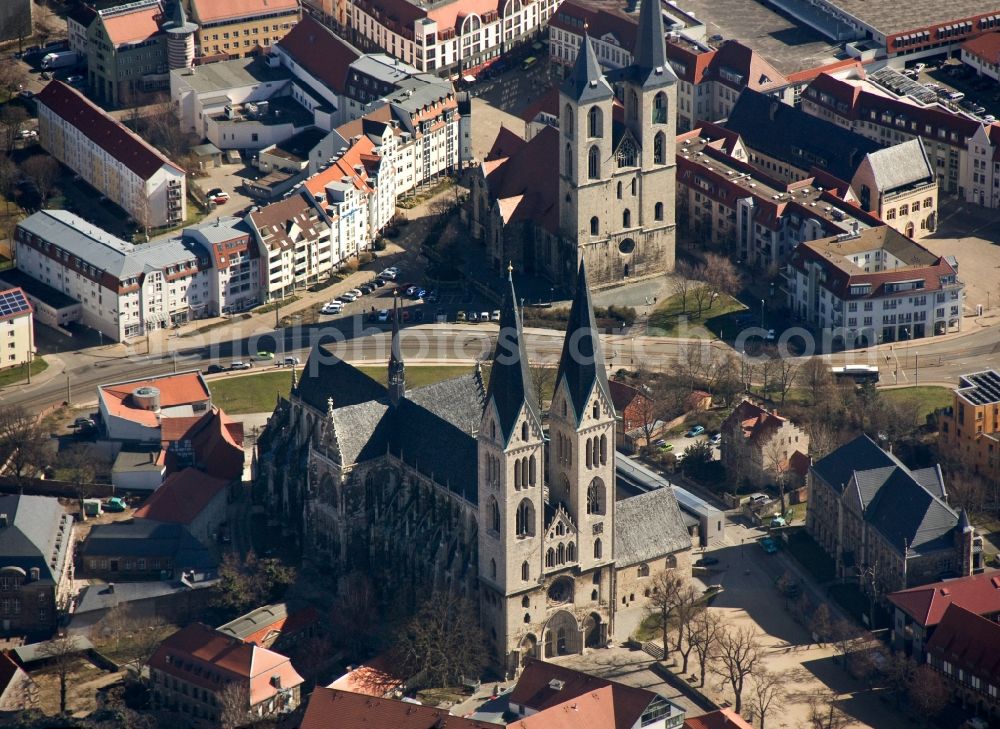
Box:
[760,299,765,329]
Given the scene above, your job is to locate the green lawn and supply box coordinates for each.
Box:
[209,365,476,414]
[0,356,48,390]
[646,290,747,337]
[882,386,952,420]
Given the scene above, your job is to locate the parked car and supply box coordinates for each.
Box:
[685,425,705,437]
[321,301,343,314]
[359,283,374,295]
[659,442,674,452]
[282,356,300,366]
[413,288,427,300]
[16,129,37,139]
[104,497,127,513]
[348,288,363,298]
[709,433,722,445]
[490,310,501,321]
[694,557,720,567]
[654,439,667,447]
[339,292,357,302]
[378,309,389,322]
[65,74,85,86]
[205,364,225,374]
[72,417,95,429]
[372,277,386,287]
[209,190,230,204]
[479,311,490,322]
[18,89,33,99]
[379,269,398,281]
[759,537,778,554]
[468,311,479,322]
[253,351,274,360]
[769,515,787,529]
[457,310,467,321]
[404,285,418,296]
[230,361,252,370]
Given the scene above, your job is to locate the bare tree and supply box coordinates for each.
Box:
[0,404,48,489]
[757,348,781,400]
[530,366,557,412]
[830,619,861,666]
[39,634,79,714]
[809,603,832,646]
[709,354,743,407]
[391,591,488,689]
[773,356,799,405]
[749,665,786,729]
[761,436,793,517]
[32,4,61,47]
[711,624,762,714]
[0,106,28,154]
[807,692,851,729]
[645,569,685,660]
[807,419,841,460]
[218,680,252,729]
[881,651,917,708]
[0,154,19,216]
[702,253,740,309]
[800,358,832,402]
[673,584,702,674]
[688,609,722,688]
[58,444,104,514]
[947,470,989,516]
[22,155,61,206]
[0,64,28,101]
[669,264,695,313]
[907,664,951,723]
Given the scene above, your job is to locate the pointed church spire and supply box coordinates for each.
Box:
[171,0,188,27]
[633,0,667,71]
[485,265,540,444]
[561,31,613,103]
[388,291,405,406]
[555,260,611,425]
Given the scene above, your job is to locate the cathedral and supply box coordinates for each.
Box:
[469,0,678,289]
[255,265,691,676]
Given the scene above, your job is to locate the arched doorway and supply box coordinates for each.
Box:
[520,633,538,665]
[904,222,914,238]
[583,612,605,648]
[544,610,581,657]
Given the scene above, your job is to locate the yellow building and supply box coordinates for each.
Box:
[940,371,1000,479]
[0,288,34,370]
[186,0,301,60]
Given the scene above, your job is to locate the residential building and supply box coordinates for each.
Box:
[962,33,1000,82]
[87,0,169,106]
[0,494,73,635]
[215,603,320,650]
[683,709,754,729]
[79,520,217,581]
[35,81,186,229]
[851,139,938,239]
[111,449,166,492]
[159,405,245,480]
[300,687,499,729]
[609,378,654,451]
[255,264,693,674]
[66,3,97,58]
[67,576,216,636]
[939,370,1000,479]
[888,572,1000,658]
[15,212,257,341]
[186,0,301,61]
[149,622,304,725]
[470,1,676,288]
[0,288,33,370]
[720,400,809,490]
[675,125,881,271]
[925,603,1000,721]
[806,434,982,598]
[347,0,559,76]
[133,468,230,547]
[98,371,213,443]
[507,658,685,728]
[784,226,964,347]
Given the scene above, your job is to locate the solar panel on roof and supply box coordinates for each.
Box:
[0,290,29,319]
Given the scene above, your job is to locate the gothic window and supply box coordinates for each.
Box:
[623,209,631,228]
[529,454,536,485]
[564,143,573,177]
[546,548,555,567]
[638,563,650,577]
[594,537,603,559]
[491,420,496,439]
[592,437,599,467]
[516,499,535,537]
[567,542,576,562]
[591,589,599,601]
[600,434,607,465]
[592,401,599,419]
[587,478,605,515]
[564,103,574,138]
[616,181,623,199]
[628,90,638,121]
[616,136,638,168]
[586,438,593,468]
[522,595,530,607]
[488,496,500,535]
[521,458,529,489]
[524,613,531,623]
[588,105,602,137]
[588,145,600,179]
[655,202,664,220]
[556,522,564,536]
[654,132,666,164]
[522,421,528,441]
[490,558,497,579]
[556,543,565,564]
[590,216,599,235]
[631,178,636,196]
[653,92,667,123]
[514,459,521,489]
[522,561,530,581]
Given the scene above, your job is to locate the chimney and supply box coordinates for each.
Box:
[271,675,282,689]
[108,583,115,594]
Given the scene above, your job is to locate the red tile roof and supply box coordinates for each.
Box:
[723,400,788,447]
[926,603,1000,683]
[962,32,1000,63]
[99,372,212,428]
[163,407,244,481]
[327,655,406,698]
[190,0,299,24]
[707,40,787,91]
[426,0,502,34]
[888,572,1000,628]
[481,125,559,235]
[300,687,501,729]
[785,58,865,85]
[134,467,229,525]
[511,685,618,729]
[684,708,755,729]
[36,81,182,179]
[101,2,163,46]
[150,623,303,706]
[276,15,359,95]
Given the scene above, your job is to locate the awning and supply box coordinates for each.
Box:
[462,74,476,83]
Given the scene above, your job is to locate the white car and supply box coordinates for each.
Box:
[377,309,389,322]
[379,269,398,281]
[16,129,37,139]
[349,288,363,298]
[321,301,343,315]
[339,292,357,302]
[490,310,501,321]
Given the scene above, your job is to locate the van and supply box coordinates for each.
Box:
[282,356,300,366]
[947,90,965,102]
[230,361,251,370]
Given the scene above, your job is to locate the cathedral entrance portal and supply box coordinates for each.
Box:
[583,612,605,648]
[520,634,538,665]
[543,610,581,657]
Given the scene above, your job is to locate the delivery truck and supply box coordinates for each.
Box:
[41,51,79,70]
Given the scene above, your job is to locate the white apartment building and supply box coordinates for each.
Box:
[0,288,34,370]
[348,0,560,75]
[182,217,262,314]
[15,211,259,341]
[784,226,964,349]
[961,33,1000,82]
[35,81,186,230]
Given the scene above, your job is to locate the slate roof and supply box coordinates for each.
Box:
[888,572,1000,628]
[560,33,614,103]
[724,89,881,183]
[812,434,962,555]
[862,138,933,193]
[276,15,361,96]
[485,271,540,445]
[555,261,612,425]
[0,494,72,584]
[480,125,560,235]
[300,687,501,729]
[80,519,217,573]
[624,0,676,89]
[926,603,1000,684]
[73,577,217,615]
[614,486,692,567]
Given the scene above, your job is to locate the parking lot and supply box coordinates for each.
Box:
[924,197,1000,312]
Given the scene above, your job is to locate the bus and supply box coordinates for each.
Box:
[831,365,880,384]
